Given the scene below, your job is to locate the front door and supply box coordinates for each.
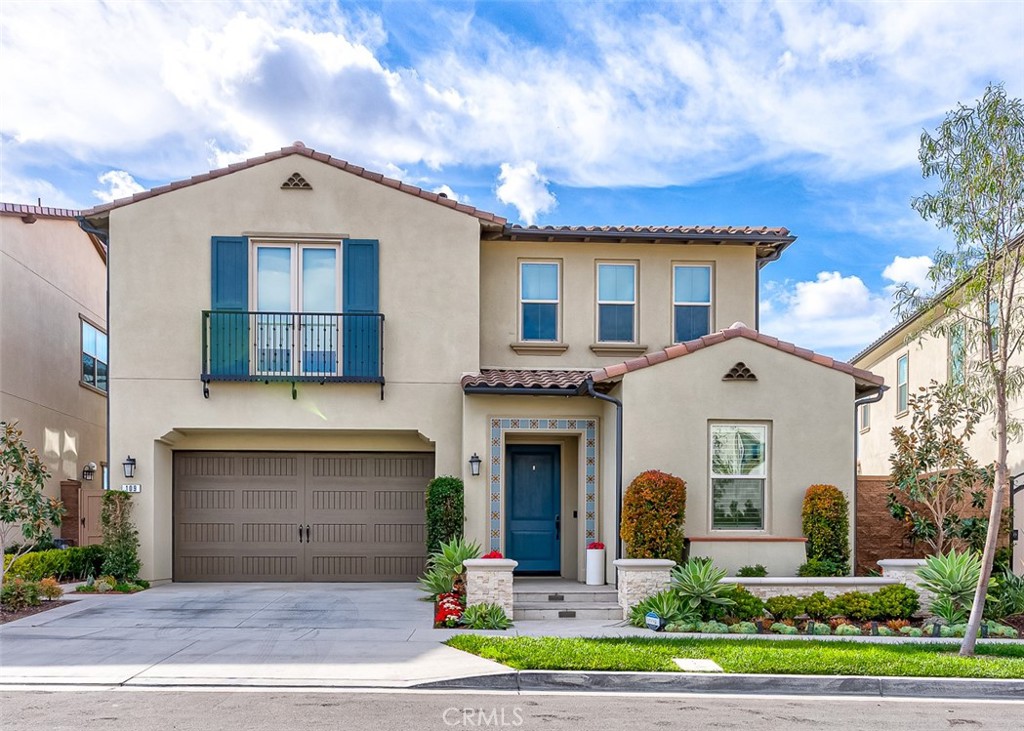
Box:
[506,445,561,573]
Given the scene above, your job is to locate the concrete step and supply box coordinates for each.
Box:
[513,602,624,621]
[513,590,618,604]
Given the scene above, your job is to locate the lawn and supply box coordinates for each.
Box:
[446,636,1024,679]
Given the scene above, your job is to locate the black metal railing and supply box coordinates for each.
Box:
[201,310,384,383]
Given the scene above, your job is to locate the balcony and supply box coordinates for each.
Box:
[201,310,384,394]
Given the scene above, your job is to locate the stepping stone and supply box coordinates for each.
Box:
[673,658,724,673]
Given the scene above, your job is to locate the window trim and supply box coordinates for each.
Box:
[595,261,638,344]
[518,259,562,343]
[896,352,909,416]
[709,421,769,533]
[79,315,108,396]
[672,262,714,344]
[859,402,871,433]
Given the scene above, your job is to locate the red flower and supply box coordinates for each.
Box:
[587,541,605,550]
[482,550,504,559]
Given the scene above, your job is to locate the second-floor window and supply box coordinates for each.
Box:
[520,262,560,341]
[597,262,637,342]
[859,403,871,431]
[949,321,965,385]
[81,319,108,393]
[896,353,909,414]
[673,264,712,342]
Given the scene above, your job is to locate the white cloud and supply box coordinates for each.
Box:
[0,173,81,209]
[495,162,556,225]
[92,170,146,203]
[882,255,934,291]
[432,184,469,204]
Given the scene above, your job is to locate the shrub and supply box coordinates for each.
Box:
[38,577,63,601]
[877,626,896,637]
[100,492,140,581]
[461,603,511,630]
[835,623,862,636]
[735,564,768,577]
[832,591,876,622]
[708,587,765,621]
[872,584,920,620]
[628,589,695,628]
[796,559,845,577]
[802,592,835,621]
[801,484,849,574]
[620,470,686,562]
[771,622,798,635]
[1,577,41,610]
[886,619,911,632]
[765,594,805,621]
[670,559,735,618]
[696,620,730,634]
[900,626,924,637]
[728,621,758,634]
[425,476,464,554]
[985,567,1024,620]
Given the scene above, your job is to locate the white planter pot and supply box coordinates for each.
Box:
[586,548,606,585]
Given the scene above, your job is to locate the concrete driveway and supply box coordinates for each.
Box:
[0,583,510,688]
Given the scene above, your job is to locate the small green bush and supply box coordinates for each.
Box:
[425,476,465,554]
[663,621,699,633]
[765,594,805,621]
[877,626,897,637]
[770,622,798,635]
[807,622,831,635]
[802,591,835,621]
[801,484,850,574]
[728,621,758,634]
[1,578,41,610]
[708,586,765,621]
[832,591,877,622]
[696,620,730,634]
[5,546,105,581]
[900,626,924,638]
[872,584,920,620]
[736,564,768,577]
[835,623,862,636]
[629,589,695,628]
[100,492,141,581]
[621,470,687,562]
[797,558,845,577]
[461,603,511,630]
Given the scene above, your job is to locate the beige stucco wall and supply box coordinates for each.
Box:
[106,155,484,580]
[855,318,1024,574]
[0,213,107,505]
[618,337,857,575]
[479,240,757,369]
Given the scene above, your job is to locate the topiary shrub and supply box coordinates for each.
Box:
[765,594,805,621]
[796,558,845,577]
[801,484,850,574]
[872,584,920,620]
[100,492,140,581]
[803,592,836,621]
[707,586,765,622]
[620,470,686,562]
[425,476,465,554]
[832,591,876,622]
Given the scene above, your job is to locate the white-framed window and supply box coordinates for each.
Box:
[859,403,871,432]
[80,318,108,393]
[101,463,109,490]
[710,423,768,531]
[596,262,637,342]
[949,320,966,386]
[988,300,999,356]
[520,261,560,341]
[673,264,712,342]
[251,240,341,376]
[896,353,909,414]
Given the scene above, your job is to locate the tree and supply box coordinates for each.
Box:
[887,381,993,554]
[893,83,1024,655]
[0,421,64,586]
[100,491,141,581]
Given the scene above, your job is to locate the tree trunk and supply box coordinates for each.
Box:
[960,381,1008,656]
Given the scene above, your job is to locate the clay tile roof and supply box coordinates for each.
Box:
[0,202,81,220]
[80,142,508,225]
[589,324,884,392]
[461,369,595,392]
[504,224,792,239]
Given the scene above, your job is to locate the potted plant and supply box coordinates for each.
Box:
[586,541,605,585]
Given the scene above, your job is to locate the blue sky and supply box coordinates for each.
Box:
[2,0,1023,359]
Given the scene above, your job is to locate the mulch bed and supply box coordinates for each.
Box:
[0,600,74,625]
[1001,614,1024,634]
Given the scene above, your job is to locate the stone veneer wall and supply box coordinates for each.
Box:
[730,577,900,600]
[463,558,518,617]
[613,559,675,619]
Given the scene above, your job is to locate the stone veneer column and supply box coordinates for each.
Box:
[613,558,676,620]
[878,558,933,608]
[463,558,518,617]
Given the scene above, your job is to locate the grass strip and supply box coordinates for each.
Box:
[446,636,1024,679]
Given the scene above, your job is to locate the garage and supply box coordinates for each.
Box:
[173,451,432,581]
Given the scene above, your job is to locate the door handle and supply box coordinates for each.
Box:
[306,524,311,543]
[298,524,304,543]
[555,514,560,541]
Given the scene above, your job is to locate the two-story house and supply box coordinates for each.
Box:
[79,143,882,584]
[1,202,109,546]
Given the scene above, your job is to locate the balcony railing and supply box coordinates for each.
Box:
[201,310,384,387]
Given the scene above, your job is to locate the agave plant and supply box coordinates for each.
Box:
[417,566,454,599]
[670,558,737,615]
[916,549,981,617]
[419,537,481,598]
[461,602,512,630]
[628,589,697,628]
[930,595,969,625]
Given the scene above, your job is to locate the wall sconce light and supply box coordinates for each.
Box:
[82,462,97,481]
[122,455,137,479]
[468,453,482,477]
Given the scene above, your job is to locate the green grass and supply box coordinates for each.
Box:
[446,636,1024,679]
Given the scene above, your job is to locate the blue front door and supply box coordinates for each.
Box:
[506,445,561,573]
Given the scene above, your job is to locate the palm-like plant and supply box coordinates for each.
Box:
[670,558,737,614]
[419,537,481,598]
[916,549,982,620]
[628,589,697,628]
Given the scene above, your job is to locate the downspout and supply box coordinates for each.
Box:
[583,377,624,561]
[853,385,888,575]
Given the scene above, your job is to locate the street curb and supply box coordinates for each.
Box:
[414,670,1024,700]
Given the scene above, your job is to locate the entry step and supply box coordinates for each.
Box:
[513,590,618,604]
[513,603,624,621]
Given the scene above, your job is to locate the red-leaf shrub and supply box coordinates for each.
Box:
[620,470,686,562]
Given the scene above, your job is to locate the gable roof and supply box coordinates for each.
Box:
[589,323,884,393]
[80,142,508,225]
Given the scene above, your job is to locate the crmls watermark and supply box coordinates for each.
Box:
[442,707,525,727]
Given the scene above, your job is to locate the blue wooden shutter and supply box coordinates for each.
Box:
[209,236,249,376]
[343,239,380,378]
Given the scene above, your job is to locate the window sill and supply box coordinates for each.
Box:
[859,426,871,434]
[589,343,648,357]
[79,381,108,397]
[895,410,908,420]
[510,342,569,356]
[691,535,805,542]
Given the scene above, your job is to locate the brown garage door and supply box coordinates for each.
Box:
[173,451,432,582]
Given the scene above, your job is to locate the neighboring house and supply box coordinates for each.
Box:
[853,290,1024,575]
[0,203,108,546]
[79,143,882,584]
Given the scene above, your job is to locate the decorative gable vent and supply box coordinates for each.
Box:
[723,362,757,381]
[281,172,312,190]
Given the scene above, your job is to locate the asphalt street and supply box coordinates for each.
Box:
[1,690,1021,731]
